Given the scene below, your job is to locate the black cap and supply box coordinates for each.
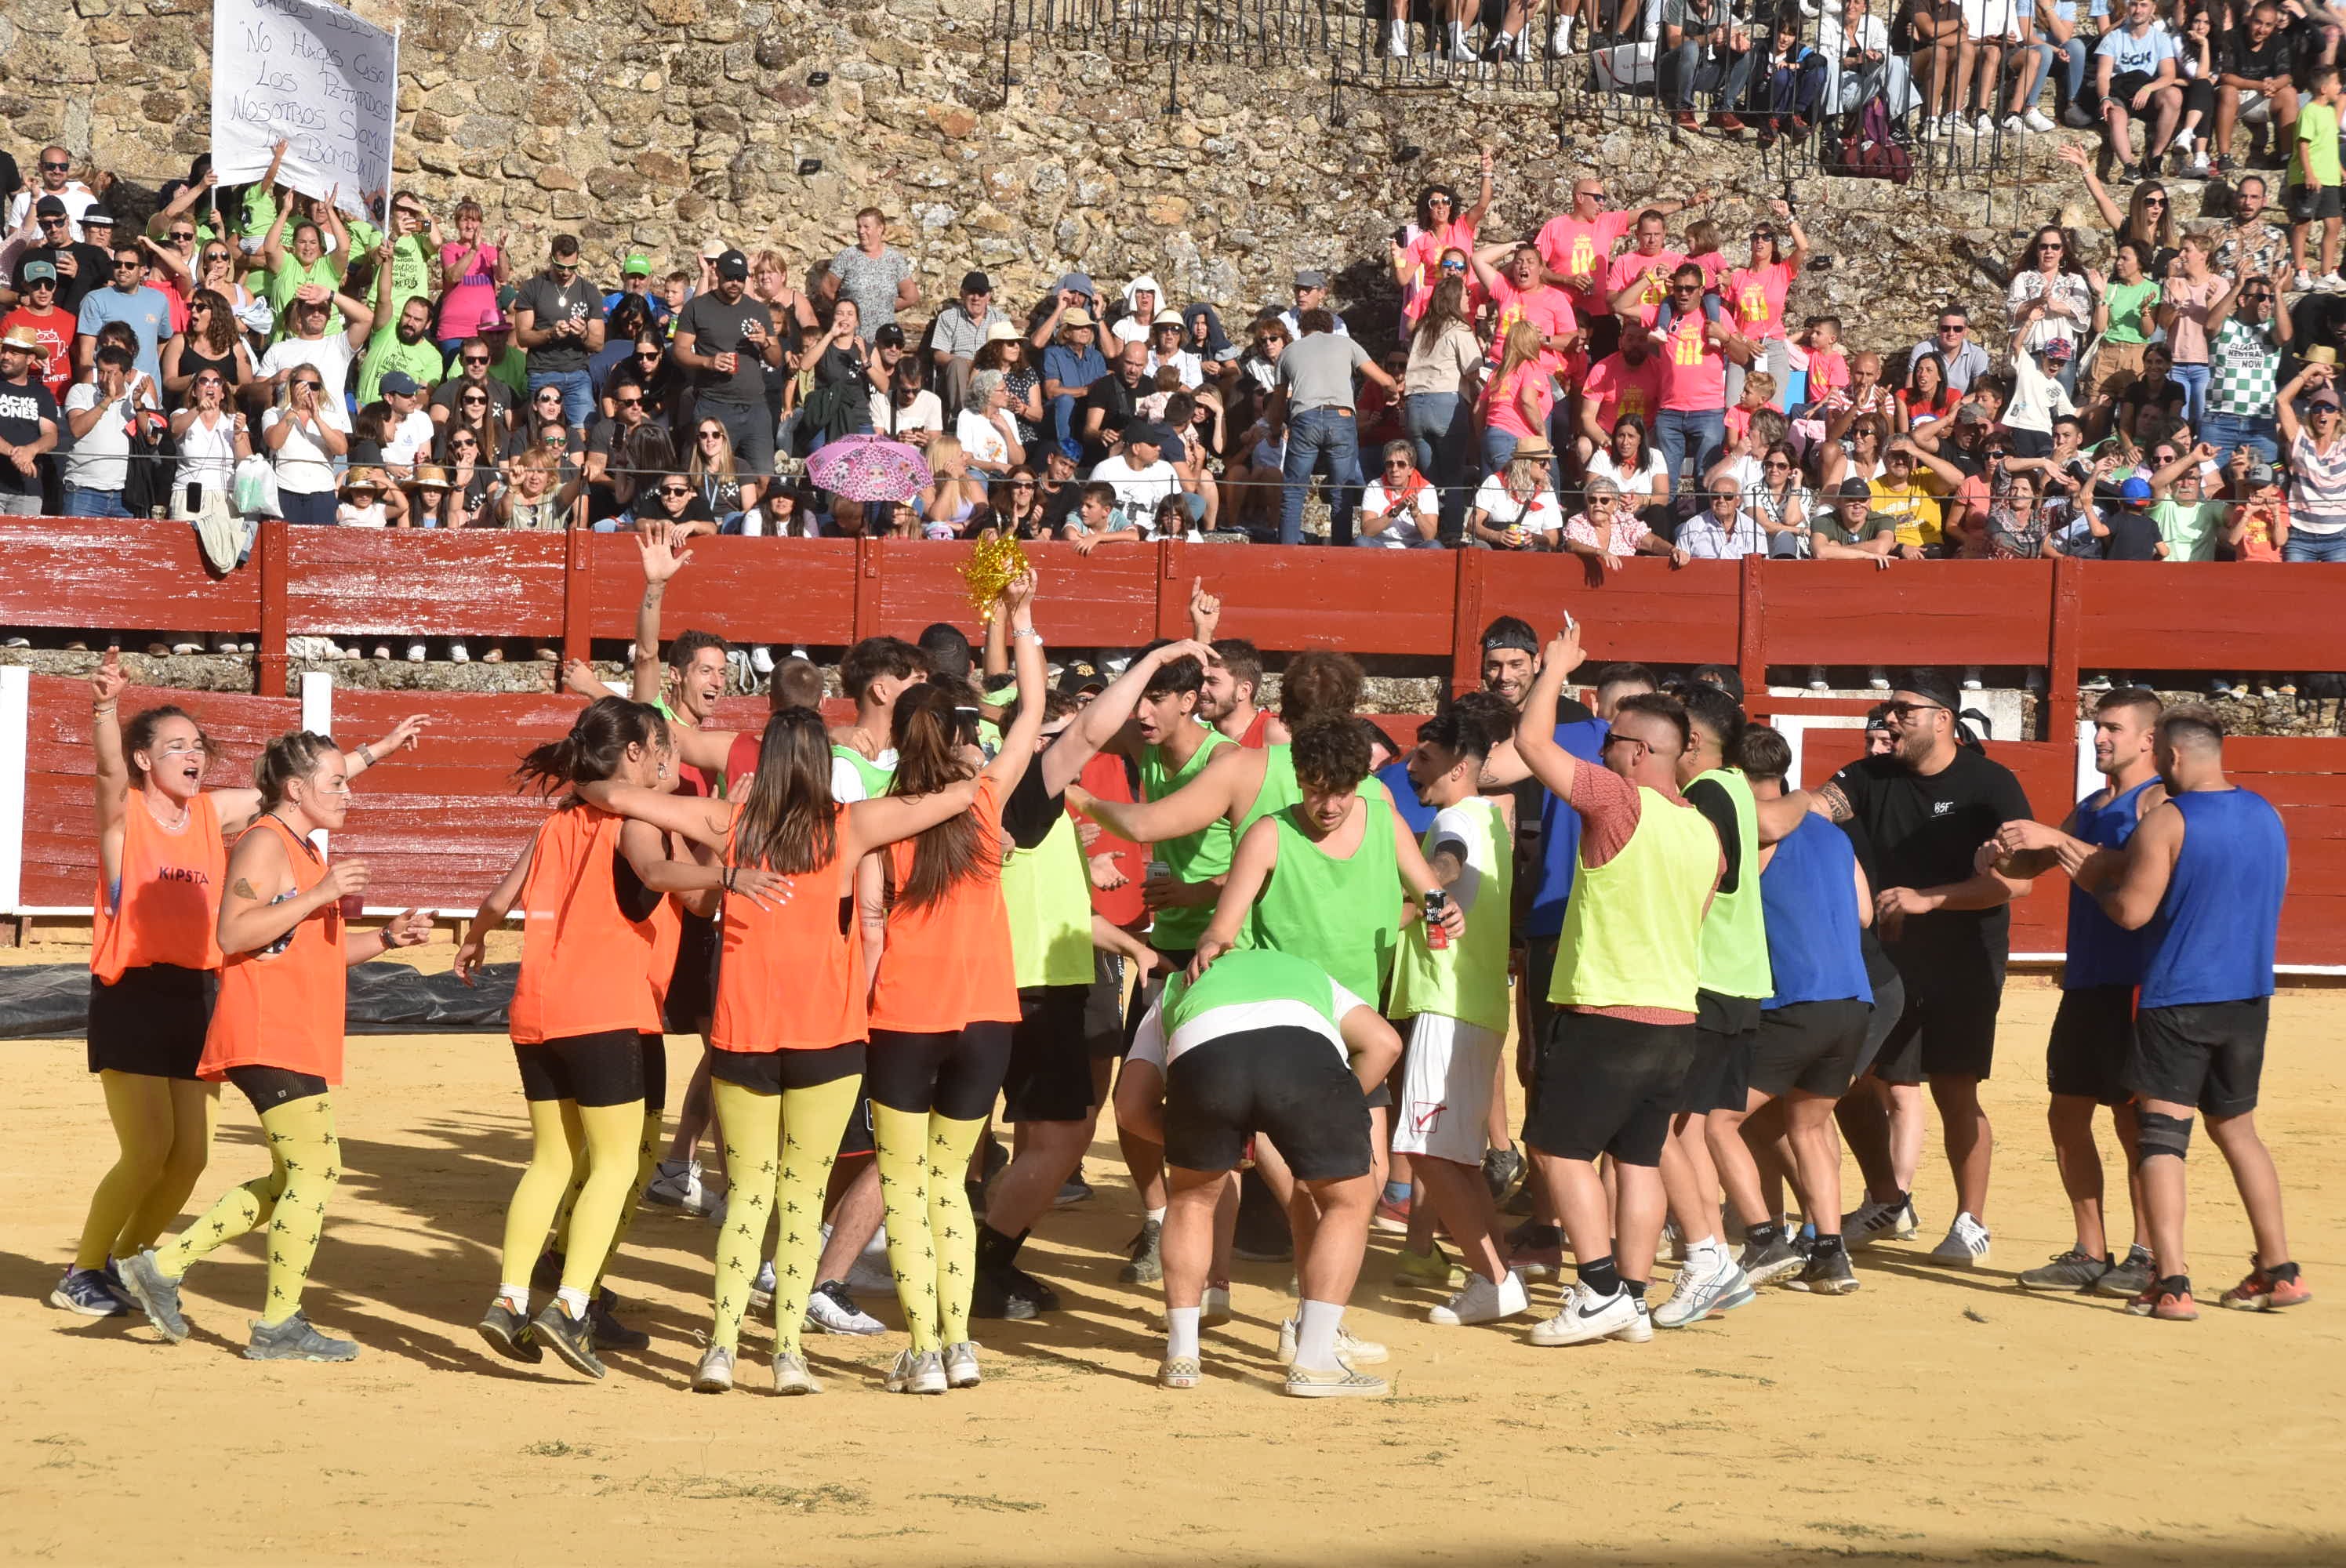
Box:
[1056,659,1106,695]
[34,194,67,217]
[1836,476,1873,500]
[1124,421,1170,448]
[1898,669,1963,713]
[1689,663,1745,702]
[714,248,749,280]
[872,323,907,350]
[961,270,992,295]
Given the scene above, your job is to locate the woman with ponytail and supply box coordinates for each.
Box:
[860,571,1051,1396]
[459,697,781,1377]
[568,688,995,1396]
[114,727,434,1363]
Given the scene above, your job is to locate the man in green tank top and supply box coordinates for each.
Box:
[1514,623,1723,1350]
[1388,703,1529,1329]
[829,634,930,799]
[1117,946,1402,1396]
[1128,652,1235,964]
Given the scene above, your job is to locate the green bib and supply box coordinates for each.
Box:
[1244,789,1400,1008]
[1389,798,1513,1033]
[1003,811,1096,989]
[1550,786,1716,1013]
[831,742,894,800]
[1690,767,1773,1001]
[1138,728,1234,950]
[1166,946,1343,1034]
[1236,744,1300,839]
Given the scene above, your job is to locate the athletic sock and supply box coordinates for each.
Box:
[2269,1260,2302,1283]
[1745,1221,1784,1249]
[1146,1206,1168,1225]
[1622,1276,1648,1301]
[978,1222,1025,1269]
[2157,1274,2192,1297]
[1167,1305,1201,1360]
[1888,1189,1911,1213]
[1295,1298,1345,1368]
[1382,1180,1411,1207]
[556,1285,589,1320]
[1578,1254,1621,1297]
[1810,1232,1845,1257]
[497,1281,532,1313]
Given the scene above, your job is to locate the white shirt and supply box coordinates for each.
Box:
[871,387,942,440]
[337,501,389,528]
[1588,447,1672,499]
[6,182,99,242]
[383,408,436,466]
[262,401,352,495]
[1426,804,1492,917]
[258,333,358,406]
[829,749,896,801]
[1358,478,1439,546]
[1471,474,1565,535]
[1679,507,1767,557]
[172,408,241,495]
[1144,347,1204,389]
[1089,453,1182,514]
[62,382,134,492]
[957,408,1013,468]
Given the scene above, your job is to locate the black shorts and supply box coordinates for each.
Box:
[2126,997,2268,1117]
[2104,69,2156,110]
[2047,984,2136,1105]
[663,910,720,1035]
[638,1033,668,1115]
[516,1029,650,1108]
[1163,1027,1371,1181]
[1524,1010,1696,1167]
[1679,996,1760,1116]
[706,1040,865,1097]
[868,1022,1015,1121]
[226,1063,329,1114]
[1852,971,1905,1081]
[1872,956,2003,1083]
[1750,998,1872,1099]
[1001,985,1095,1123]
[86,963,216,1080]
[1086,949,1137,1058]
[2288,183,2344,224]
[838,1088,875,1158]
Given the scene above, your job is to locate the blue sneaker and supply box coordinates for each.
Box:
[114,1250,190,1341]
[48,1267,128,1317]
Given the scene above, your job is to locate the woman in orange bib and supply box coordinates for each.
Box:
[462,698,777,1379]
[577,700,981,1396]
[61,652,419,1321]
[114,730,433,1363]
[862,572,1049,1396]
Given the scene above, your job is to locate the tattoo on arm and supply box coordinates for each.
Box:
[1815,782,1854,823]
[230,877,258,900]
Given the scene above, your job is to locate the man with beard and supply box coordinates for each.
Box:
[673,249,783,476]
[1186,581,1283,747]
[358,282,447,405]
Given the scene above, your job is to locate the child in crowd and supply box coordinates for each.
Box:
[2228,459,2288,562]
[1725,372,1779,445]
[2286,66,2344,290]
[336,467,396,528]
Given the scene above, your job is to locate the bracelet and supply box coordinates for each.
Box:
[358,743,376,768]
[723,866,736,893]
[93,702,117,713]
[1011,626,1044,643]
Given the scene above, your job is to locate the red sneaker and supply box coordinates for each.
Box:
[1710,112,1748,132]
[2126,1282,2199,1320]
[1503,1221,1563,1280]
[1673,111,1699,129]
[2221,1258,2313,1312]
[1371,1194,1412,1234]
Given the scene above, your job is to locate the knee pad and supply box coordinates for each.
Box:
[2135,1109,2194,1166]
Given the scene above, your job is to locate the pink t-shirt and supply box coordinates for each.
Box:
[1536,209,1636,314]
[1480,362,1556,440]
[2163,274,2223,365]
[1659,314,1727,413]
[1582,350,1666,434]
[1727,261,1795,341]
[1805,345,1850,402]
[1484,276,1578,371]
[438,240,504,340]
[1607,249,1687,328]
[1687,249,1728,292]
[1400,219,1480,324]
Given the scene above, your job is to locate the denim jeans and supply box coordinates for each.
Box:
[1483,426,1521,479]
[1280,407,1364,545]
[1828,54,1918,117]
[530,368,595,430]
[278,489,337,525]
[1654,407,1727,506]
[64,487,132,519]
[2283,529,2346,561]
[2200,410,2279,465]
[1404,390,1475,536]
[2170,362,2212,430]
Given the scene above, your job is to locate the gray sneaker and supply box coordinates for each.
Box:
[2017,1247,2112,1292]
[692,1343,735,1394]
[529,1301,607,1379]
[943,1341,982,1388]
[2094,1243,2156,1298]
[114,1249,190,1343]
[1654,1256,1751,1328]
[244,1311,358,1362]
[1740,1233,1807,1287]
[1119,1219,1164,1284]
[885,1348,948,1395]
[769,1351,820,1396]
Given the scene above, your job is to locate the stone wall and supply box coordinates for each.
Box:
[2,0,2119,348]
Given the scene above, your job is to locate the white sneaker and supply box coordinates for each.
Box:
[885,1347,948,1395]
[1549,14,1573,54]
[1962,666,1983,690]
[1276,1318,1389,1365]
[1938,112,1962,139]
[749,1258,775,1311]
[1807,666,1829,691]
[645,1157,708,1214]
[1611,1298,1654,1342]
[1529,1282,1640,1345]
[1652,1253,1755,1327]
[2321,272,2346,292]
[1428,1270,1530,1326]
[448,641,470,662]
[750,644,776,676]
[804,1280,885,1335]
[1866,666,1890,691]
[1385,16,1411,54]
[1926,1211,1992,1266]
[2295,270,2316,293]
[406,641,426,662]
[1975,112,1999,135]
[2023,107,2056,132]
[2002,114,2028,135]
[1843,1195,1919,1250]
[1200,1284,1231,1327]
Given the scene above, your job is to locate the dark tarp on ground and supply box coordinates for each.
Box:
[0,964,519,1039]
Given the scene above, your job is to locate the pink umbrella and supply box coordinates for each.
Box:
[806,434,933,503]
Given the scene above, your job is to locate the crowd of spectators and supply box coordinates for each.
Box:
[8,0,2346,610]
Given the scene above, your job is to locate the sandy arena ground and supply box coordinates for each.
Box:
[1,938,2340,1567]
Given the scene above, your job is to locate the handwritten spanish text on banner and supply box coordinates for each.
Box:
[209,0,398,219]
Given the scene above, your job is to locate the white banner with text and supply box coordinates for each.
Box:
[209,0,398,220]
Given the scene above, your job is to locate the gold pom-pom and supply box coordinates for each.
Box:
[958,533,1030,612]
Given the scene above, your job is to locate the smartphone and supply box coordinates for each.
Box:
[1423,887,1450,950]
[185,481,202,513]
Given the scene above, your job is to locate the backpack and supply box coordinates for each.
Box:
[1834,95,1912,185]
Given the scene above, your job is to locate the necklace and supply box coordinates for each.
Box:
[144,790,191,833]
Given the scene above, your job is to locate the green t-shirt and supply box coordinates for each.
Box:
[372,233,437,346]
[356,332,445,405]
[2291,100,2341,188]
[267,254,346,342]
[2102,278,2161,345]
[1812,507,1901,549]
[2152,496,2224,562]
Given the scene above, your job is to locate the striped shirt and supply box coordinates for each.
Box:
[2289,430,2346,538]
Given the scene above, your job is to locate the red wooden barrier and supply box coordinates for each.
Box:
[0,518,260,640]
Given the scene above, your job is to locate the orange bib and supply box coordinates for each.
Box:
[92,790,226,984]
[198,815,346,1083]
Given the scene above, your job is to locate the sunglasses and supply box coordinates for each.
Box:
[616,396,644,408]
[659,485,691,497]
[169,230,195,242]
[292,380,321,390]
[2243,292,2275,302]
[1384,459,1411,469]
[543,434,568,446]
[637,350,661,359]
[461,394,488,405]
[1599,732,1647,752]
[1440,260,1466,272]
[1010,479,1035,488]
[1576,188,1605,200]
[699,430,726,441]
[1763,458,1791,469]
[1589,495,1618,506]
[25,278,54,290]
[38,216,67,227]
[534,387,562,399]
[1883,700,1945,719]
[463,354,491,366]
[1940,324,1966,333]
[452,436,480,447]
[202,251,230,263]
[40,161,70,172]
